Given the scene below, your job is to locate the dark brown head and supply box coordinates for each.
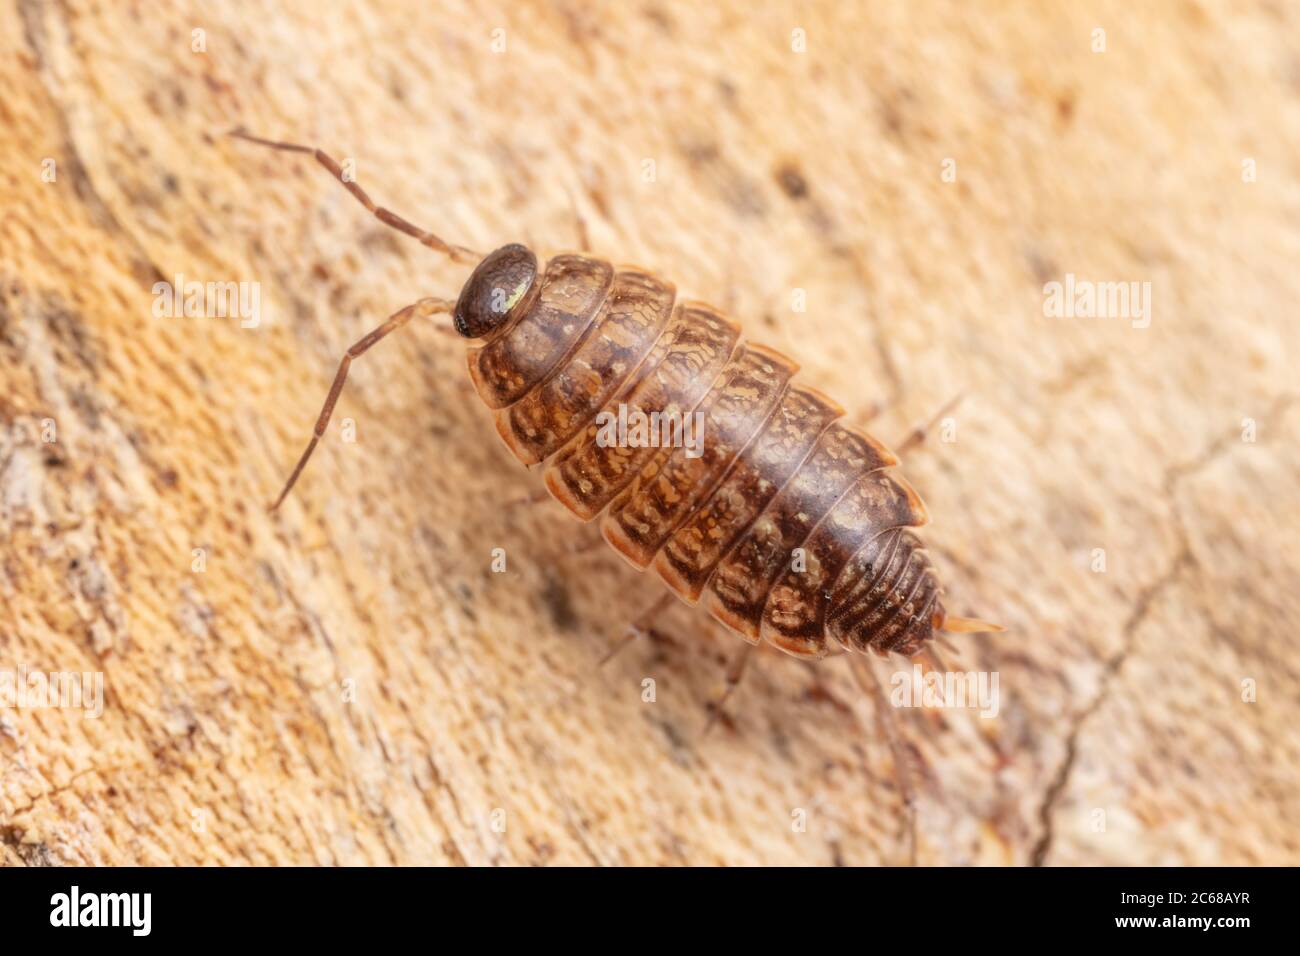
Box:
[453,243,539,339]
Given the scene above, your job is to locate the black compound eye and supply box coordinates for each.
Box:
[453,244,538,338]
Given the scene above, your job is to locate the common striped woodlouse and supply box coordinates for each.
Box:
[230,128,1003,773]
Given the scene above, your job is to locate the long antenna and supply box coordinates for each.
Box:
[267,297,454,512]
[228,127,480,264]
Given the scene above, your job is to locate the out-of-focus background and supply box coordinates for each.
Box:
[2,0,1297,865]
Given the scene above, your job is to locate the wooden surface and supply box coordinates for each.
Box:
[2,0,1298,866]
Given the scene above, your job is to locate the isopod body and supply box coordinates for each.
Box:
[227,126,999,664]
[230,127,1003,864]
[454,243,987,661]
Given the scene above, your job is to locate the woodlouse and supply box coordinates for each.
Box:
[231,127,1002,710]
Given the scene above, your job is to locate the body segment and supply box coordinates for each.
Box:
[544,301,741,520]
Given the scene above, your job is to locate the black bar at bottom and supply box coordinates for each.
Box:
[0,866,1275,942]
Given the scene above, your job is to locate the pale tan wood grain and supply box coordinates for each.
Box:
[2,0,1297,865]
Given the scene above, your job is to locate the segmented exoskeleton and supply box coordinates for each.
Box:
[455,244,1000,661]
[227,124,1007,867]
[230,128,1001,677]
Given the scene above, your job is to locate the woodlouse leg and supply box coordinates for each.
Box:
[893,392,965,456]
[702,641,756,737]
[916,642,952,673]
[597,592,672,668]
[227,128,481,264]
[561,529,606,557]
[800,655,855,715]
[497,489,607,556]
[268,297,454,512]
[849,653,919,866]
[503,488,552,509]
[935,634,962,657]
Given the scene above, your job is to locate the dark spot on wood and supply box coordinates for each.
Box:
[1043,351,1111,397]
[1183,0,1212,26]
[131,257,166,289]
[877,86,916,140]
[880,101,903,137]
[526,836,556,863]
[584,182,611,221]
[830,839,846,866]
[681,138,718,168]
[45,299,97,374]
[384,65,407,103]
[775,163,809,200]
[557,1,601,66]
[642,4,675,35]
[540,573,577,631]
[69,387,101,430]
[1024,247,1057,285]
[678,136,768,219]
[1055,91,1076,128]
[0,827,54,866]
[716,76,738,107]
[0,287,17,353]
[456,581,478,623]
[360,228,404,257]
